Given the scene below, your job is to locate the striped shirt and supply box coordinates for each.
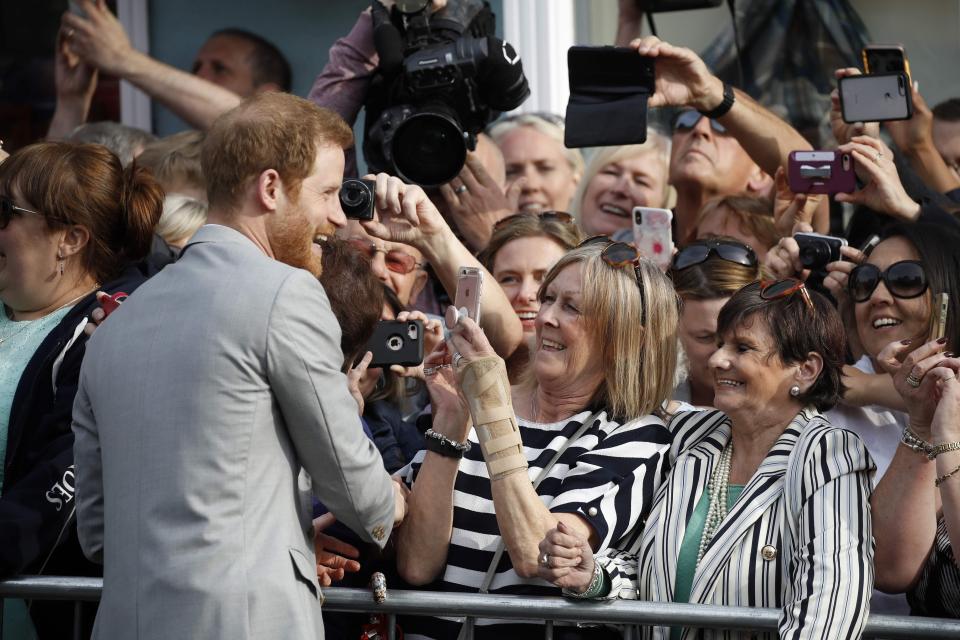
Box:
[596,408,875,640]
[400,408,671,639]
[908,515,960,618]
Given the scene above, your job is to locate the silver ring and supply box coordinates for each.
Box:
[906,372,922,388]
[539,552,550,567]
[65,28,75,38]
[875,152,883,162]
[424,364,452,376]
[454,185,468,195]
[452,352,464,367]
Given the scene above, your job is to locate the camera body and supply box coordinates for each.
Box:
[364,0,529,187]
[794,232,848,270]
[340,179,376,220]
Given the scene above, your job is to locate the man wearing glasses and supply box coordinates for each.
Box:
[628,36,826,242]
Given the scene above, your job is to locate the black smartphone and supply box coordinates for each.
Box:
[862,44,911,84]
[564,46,654,148]
[839,73,913,123]
[366,320,424,368]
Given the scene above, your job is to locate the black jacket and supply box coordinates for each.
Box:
[1,267,146,576]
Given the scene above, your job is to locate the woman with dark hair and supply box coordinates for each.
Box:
[0,142,162,636]
[670,238,761,407]
[538,281,874,639]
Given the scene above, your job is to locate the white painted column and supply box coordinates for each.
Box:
[501,0,576,117]
[117,0,152,131]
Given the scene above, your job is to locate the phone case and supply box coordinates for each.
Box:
[839,73,913,123]
[862,45,911,83]
[787,151,856,194]
[564,46,654,148]
[366,320,424,368]
[632,207,673,270]
[453,267,483,325]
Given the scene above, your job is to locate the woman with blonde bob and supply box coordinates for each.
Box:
[395,240,679,638]
[570,133,673,239]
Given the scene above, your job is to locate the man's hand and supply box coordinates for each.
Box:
[830,68,881,145]
[628,36,724,113]
[312,513,361,587]
[61,0,136,77]
[56,29,98,103]
[392,476,409,527]
[361,173,451,252]
[835,135,921,222]
[886,85,934,156]
[438,153,520,252]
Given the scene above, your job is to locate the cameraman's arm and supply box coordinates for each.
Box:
[307,9,378,127]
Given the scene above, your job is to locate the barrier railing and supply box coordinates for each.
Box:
[2,576,960,639]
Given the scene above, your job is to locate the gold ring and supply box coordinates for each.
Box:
[906,372,922,388]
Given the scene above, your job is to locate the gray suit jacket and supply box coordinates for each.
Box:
[72,224,396,639]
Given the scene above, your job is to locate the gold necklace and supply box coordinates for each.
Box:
[0,285,99,346]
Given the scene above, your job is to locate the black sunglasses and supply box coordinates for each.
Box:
[0,196,46,230]
[672,239,757,271]
[848,260,928,303]
[673,109,727,135]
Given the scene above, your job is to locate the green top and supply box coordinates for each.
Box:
[670,484,744,640]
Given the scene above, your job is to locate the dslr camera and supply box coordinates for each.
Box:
[794,232,847,270]
[363,0,530,187]
[340,178,376,220]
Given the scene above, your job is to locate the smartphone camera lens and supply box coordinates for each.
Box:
[407,323,419,339]
[842,154,850,171]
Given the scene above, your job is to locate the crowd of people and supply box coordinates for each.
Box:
[2,1,960,639]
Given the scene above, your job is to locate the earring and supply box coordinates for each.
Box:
[789,385,801,397]
[57,251,65,277]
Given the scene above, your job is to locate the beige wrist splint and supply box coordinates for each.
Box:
[459,357,528,480]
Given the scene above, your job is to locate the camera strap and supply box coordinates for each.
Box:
[456,409,602,640]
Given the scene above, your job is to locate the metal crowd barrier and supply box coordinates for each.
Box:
[2,576,960,639]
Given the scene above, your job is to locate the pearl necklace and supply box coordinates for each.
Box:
[697,439,733,566]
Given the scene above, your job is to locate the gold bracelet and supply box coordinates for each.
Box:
[935,461,960,487]
[929,441,960,459]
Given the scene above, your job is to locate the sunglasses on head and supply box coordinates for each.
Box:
[673,109,727,135]
[848,260,927,303]
[492,210,575,233]
[672,239,757,271]
[760,278,814,310]
[578,236,647,322]
[0,196,50,230]
[348,238,422,275]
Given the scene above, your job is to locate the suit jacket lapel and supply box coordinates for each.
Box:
[689,418,804,603]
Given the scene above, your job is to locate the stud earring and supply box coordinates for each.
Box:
[789,385,801,397]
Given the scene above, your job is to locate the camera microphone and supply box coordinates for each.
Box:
[371,2,404,73]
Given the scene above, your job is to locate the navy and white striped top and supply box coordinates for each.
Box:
[400,407,671,640]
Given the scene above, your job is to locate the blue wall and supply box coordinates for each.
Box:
[148,0,503,137]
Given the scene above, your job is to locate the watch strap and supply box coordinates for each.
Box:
[699,82,735,120]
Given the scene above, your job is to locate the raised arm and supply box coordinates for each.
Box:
[362,174,523,358]
[47,30,98,140]
[62,0,241,130]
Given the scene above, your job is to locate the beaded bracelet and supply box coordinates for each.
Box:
[936,461,960,487]
[424,428,471,459]
[563,560,607,599]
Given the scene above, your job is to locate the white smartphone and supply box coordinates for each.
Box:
[448,266,483,328]
[932,292,950,342]
[632,207,673,271]
[839,73,913,123]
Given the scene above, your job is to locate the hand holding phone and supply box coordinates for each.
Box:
[931,293,950,343]
[446,267,483,329]
[99,291,128,318]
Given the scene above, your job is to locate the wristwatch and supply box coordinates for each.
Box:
[699,82,735,120]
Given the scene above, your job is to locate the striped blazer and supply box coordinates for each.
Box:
[598,408,876,639]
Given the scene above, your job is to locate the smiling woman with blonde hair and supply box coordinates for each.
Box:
[395,239,680,638]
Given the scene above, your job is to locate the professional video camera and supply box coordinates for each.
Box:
[363,0,530,187]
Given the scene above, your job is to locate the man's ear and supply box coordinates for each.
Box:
[256,169,282,213]
[409,268,429,304]
[796,351,824,394]
[746,164,774,194]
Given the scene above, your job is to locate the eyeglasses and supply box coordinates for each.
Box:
[0,196,48,230]
[760,278,814,310]
[672,239,757,271]
[348,238,422,275]
[673,109,727,135]
[492,210,575,233]
[848,260,927,303]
